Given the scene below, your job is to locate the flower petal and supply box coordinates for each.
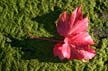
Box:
[67,32,94,45]
[56,6,88,37]
[70,6,88,34]
[71,45,96,60]
[56,11,70,36]
[53,42,71,60]
[70,5,83,27]
[69,17,88,34]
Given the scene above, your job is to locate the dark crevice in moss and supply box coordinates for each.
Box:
[104,60,108,65]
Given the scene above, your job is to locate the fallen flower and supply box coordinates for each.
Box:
[53,5,96,61]
[29,5,96,62]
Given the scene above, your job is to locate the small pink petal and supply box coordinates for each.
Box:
[69,17,88,35]
[53,42,71,60]
[67,32,94,45]
[70,45,96,60]
[56,11,70,37]
[70,5,83,27]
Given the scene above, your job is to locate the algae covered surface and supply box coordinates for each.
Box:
[0,0,108,71]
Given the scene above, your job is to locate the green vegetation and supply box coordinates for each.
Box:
[0,0,108,71]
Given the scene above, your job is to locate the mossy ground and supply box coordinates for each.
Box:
[0,0,108,71]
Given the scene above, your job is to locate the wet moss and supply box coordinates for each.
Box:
[0,0,108,71]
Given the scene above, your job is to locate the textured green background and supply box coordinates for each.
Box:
[0,0,108,71]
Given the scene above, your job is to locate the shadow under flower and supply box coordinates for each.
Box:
[31,6,62,39]
[5,7,68,63]
[5,34,67,63]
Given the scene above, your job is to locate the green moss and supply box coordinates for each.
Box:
[0,0,108,71]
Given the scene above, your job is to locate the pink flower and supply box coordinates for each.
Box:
[53,6,96,61]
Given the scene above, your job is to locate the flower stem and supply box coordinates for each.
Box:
[30,36,62,42]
